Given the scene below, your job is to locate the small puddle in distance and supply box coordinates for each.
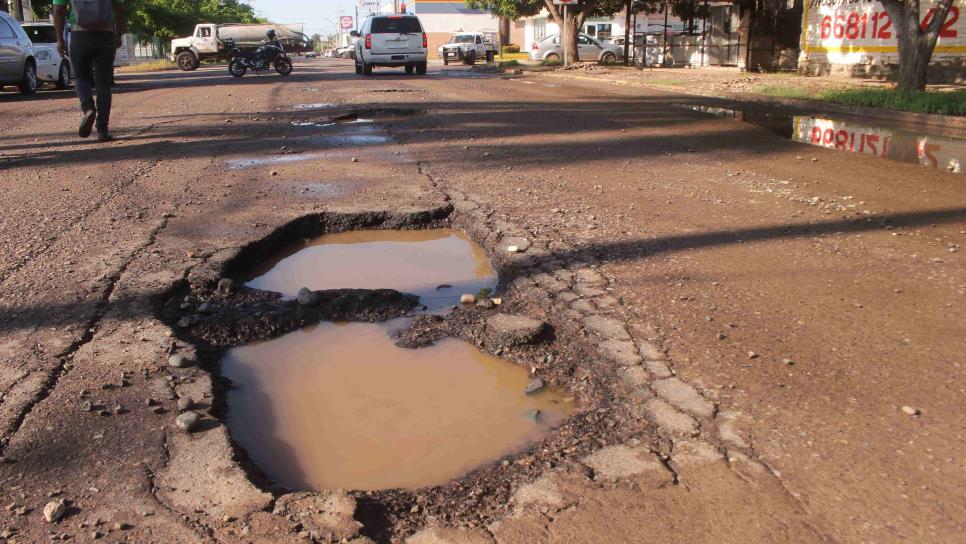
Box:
[291,103,335,110]
[245,229,497,311]
[222,322,574,491]
[684,104,964,174]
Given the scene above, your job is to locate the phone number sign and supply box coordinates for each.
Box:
[802,0,965,54]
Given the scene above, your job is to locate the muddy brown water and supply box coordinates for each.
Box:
[246,229,497,311]
[222,321,574,491]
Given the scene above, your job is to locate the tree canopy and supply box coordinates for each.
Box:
[31,0,263,38]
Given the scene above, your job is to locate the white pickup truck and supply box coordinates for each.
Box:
[171,23,311,71]
[438,31,498,65]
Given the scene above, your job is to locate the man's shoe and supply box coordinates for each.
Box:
[79,110,97,138]
[96,129,113,142]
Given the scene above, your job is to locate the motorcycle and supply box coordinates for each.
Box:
[226,33,293,78]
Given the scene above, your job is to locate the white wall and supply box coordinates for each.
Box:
[418,13,500,34]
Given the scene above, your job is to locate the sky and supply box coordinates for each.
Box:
[247,0,365,38]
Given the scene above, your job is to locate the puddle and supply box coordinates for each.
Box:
[291,119,373,128]
[685,104,964,174]
[222,322,573,491]
[226,152,328,170]
[245,229,497,311]
[291,103,335,110]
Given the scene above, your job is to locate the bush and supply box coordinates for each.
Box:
[502,44,520,54]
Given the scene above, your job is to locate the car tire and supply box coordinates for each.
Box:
[415,61,427,75]
[176,51,200,71]
[405,64,414,74]
[19,60,38,95]
[544,53,560,64]
[55,61,71,90]
[443,58,449,66]
[600,52,616,64]
[362,61,372,76]
[355,60,362,74]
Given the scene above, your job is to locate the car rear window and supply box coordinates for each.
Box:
[371,17,422,34]
[25,25,58,43]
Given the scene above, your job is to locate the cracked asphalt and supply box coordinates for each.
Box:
[0,58,964,543]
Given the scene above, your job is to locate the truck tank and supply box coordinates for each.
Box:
[217,24,309,47]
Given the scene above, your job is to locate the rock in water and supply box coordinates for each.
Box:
[525,378,545,395]
[43,499,66,523]
[297,287,321,307]
[175,411,200,433]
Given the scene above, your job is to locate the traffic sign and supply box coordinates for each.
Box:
[340,16,354,29]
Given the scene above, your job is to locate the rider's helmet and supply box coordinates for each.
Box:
[266,29,277,40]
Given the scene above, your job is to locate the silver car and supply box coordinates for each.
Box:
[0,10,38,94]
[528,33,622,64]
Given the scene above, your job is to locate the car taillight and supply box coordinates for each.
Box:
[422,33,427,48]
[532,42,539,50]
[365,34,371,49]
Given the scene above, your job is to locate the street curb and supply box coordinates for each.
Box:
[540,71,966,132]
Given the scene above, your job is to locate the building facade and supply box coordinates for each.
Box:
[409,0,501,54]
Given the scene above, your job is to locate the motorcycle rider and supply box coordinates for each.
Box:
[254,29,283,69]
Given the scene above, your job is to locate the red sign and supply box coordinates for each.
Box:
[340,16,354,30]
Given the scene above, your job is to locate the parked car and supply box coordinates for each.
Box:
[21,22,71,89]
[351,14,427,75]
[335,45,355,59]
[529,33,622,64]
[438,31,497,65]
[0,10,38,94]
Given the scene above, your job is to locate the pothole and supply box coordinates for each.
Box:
[222,320,574,491]
[245,229,496,311]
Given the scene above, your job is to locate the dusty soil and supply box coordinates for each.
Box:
[0,58,964,543]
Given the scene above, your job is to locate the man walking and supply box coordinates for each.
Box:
[53,0,126,141]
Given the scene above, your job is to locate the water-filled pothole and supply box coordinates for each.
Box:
[245,229,497,311]
[684,104,964,173]
[222,321,574,491]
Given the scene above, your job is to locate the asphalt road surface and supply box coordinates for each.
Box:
[0,58,964,543]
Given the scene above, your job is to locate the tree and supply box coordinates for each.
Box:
[877,0,956,92]
[467,0,626,63]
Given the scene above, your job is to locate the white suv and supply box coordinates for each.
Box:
[351,14,427,76]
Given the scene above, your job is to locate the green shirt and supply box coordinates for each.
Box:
[52,0,124,31]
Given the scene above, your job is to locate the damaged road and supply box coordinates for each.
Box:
[0,58,964,543]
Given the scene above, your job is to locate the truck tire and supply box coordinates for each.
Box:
[355,60,362,74]
[415,61,427,75]
[176,51,199,71]
[405,64,414,74]
[362,61,372,76]
[486,51,494,63]
[464,50,476,65]
[443,57,449,66]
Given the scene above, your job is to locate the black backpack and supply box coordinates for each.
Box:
[70,0,113,30]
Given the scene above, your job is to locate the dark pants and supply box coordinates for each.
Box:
[70,31,116,130]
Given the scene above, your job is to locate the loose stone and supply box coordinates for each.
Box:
[460,294,476,304]
[175,411,201,433]
[297,287,321,307]
[485,314,549,346]
[176,397,194,412]
[168,354,188,368]
[747,351,759,359]
[525,378,545,395]
[43,499,66,523]
[901,406,921,416]
[217,278,235,294]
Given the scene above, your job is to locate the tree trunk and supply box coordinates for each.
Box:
[624,0,631,66]
[880,0,954,92]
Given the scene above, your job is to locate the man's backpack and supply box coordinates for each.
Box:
[70,0,113,31]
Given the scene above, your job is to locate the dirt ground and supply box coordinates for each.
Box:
[0,58,964,543]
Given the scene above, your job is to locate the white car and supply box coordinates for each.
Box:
[22,22,71,89]
[351,14,427,76]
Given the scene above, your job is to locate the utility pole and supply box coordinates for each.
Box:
[662,2,669,66]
